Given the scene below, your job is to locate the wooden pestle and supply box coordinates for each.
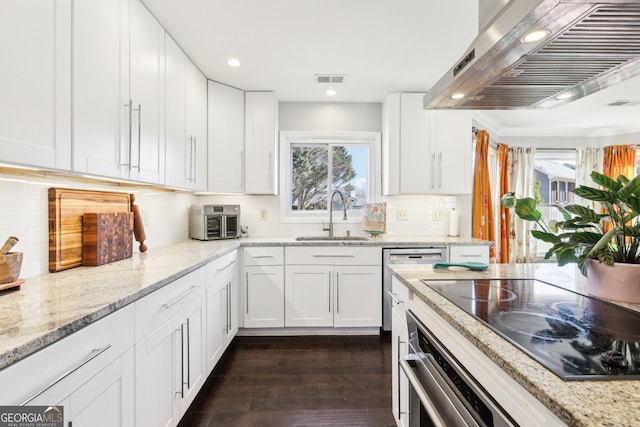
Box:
[0,236,19,255]
[130,194,148,252]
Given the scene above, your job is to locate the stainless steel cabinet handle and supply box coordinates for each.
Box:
[162,286,198,309]
[457,254,482,258]
[186,319,190,390]
[431,153,436,189]
[123,100,133,168]
[216,260,237,273]
[133,104,142,170]
[176,325,184,397]
[252,255,274,259]
[21,344,111,405]
[268,151,273,187]
[387,290,402,306]
[399,358,446,427]
[227,283,231,332]
[245,272,249,314]
[192,136,197,182]
[328,273,331,313]
[240,150,245,188]
[336,273,340,314]
[186,136,194,181]
[313,255,355,258]
[438,152,443,190]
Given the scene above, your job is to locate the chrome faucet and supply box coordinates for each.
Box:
[323,190,347,238]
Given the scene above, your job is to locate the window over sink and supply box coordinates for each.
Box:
[279,131,380,222]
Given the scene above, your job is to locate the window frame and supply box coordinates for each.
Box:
[279,131,381,223]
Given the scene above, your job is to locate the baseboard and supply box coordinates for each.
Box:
[237,327,380,336]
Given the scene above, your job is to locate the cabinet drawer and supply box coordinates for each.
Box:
[448,245,490,264]
[391,276,410,304]
[286,246,381,266]
[0,304,134,406]
[135,267,205,340]
[243,246,284,265]
[206,250,238,284]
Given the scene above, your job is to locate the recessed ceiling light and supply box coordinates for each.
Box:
[451,93,465,100]
[227,58,240,67]
[520,29,551,44]
[326,89,336,96]
[556,92,573,100]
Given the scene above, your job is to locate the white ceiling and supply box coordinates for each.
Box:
[142,0,640,136]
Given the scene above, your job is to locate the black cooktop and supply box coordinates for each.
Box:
[420,278,640,381]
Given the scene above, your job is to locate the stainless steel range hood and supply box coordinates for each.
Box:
[424,0,640,110]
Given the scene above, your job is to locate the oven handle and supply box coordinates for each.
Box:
[399,358,447,427]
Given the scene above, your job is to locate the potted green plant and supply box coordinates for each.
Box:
[501,171,640,303]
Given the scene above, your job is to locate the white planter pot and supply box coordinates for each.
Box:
[586,259,640,304]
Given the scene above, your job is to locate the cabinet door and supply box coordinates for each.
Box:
[186,61,208,191]
[71,0,127,178]
[65,349,135,427]
[399,93,430,194]
[245,91,277,195]
[244,265,284,328]
[164,35,188,189]
[0,0,70,170]
[285,265,332,327]
[208,81,245,193]
[179,295,206,415]
[135,318,179,427]
[392,305,409,427]
[333,266,381,327]
[432,111,472,194]
[129,0,164,184]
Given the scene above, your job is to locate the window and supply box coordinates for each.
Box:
[280,132,379,220]
[534,149,576,255]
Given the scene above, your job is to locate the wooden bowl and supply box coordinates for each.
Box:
[0,252,23,284]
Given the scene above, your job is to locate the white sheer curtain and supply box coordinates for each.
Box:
[508,146,537,263]
[575,147,603,209]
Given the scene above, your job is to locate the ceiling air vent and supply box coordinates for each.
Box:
[315,74,346,84]
[606,100,640,107]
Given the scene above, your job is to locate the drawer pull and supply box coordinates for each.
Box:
[162,286,198,309]
[313,254,355,258]
[387,291,402,306]
[22,344,111,405]
[252,255,274,258]
[216,260,236,273]
[458,254,482,258]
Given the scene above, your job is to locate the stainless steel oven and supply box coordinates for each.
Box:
[402,310,515,427]
[189,204,240,240]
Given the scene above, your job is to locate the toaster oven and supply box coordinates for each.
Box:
[189,204,240,240]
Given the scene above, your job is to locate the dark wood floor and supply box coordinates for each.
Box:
[179,335,395,427]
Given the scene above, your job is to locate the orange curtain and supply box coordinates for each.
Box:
[472,130,495,260]
[603,145,636,180]
[497,144,510,263]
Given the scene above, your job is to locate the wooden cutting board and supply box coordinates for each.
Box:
[82,212,134,266]
[48,188,131,272]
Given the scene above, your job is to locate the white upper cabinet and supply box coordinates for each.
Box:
[0,0,71,170]
[245,91,278,195]
[383,93,472,195]
[208,81,245,193]
[185,61,208,191]
[128,0,164,184]
[72,0,164,184]
[165,36,207,191]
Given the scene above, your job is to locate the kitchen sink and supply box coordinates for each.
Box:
[295,236,369,241]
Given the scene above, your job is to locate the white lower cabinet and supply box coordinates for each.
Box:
[0,305,135,427]
[391,277,410,427]
[284,247,382,328]
[206,251,238,373]
[134,267,205,427]
[449,245,490,264]
[62,349,135,427]
[243,247,285,328]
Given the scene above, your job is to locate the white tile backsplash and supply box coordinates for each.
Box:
[0,171,468,279]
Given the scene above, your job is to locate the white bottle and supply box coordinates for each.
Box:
[448,208,459,237]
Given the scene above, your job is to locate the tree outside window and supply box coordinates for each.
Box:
[290,143,369,212]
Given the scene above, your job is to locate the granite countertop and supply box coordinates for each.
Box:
[389,263,640,427]
[0,235,487,372]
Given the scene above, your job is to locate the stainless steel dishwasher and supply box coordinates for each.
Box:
[382,247,446,332]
